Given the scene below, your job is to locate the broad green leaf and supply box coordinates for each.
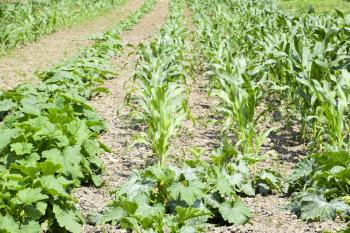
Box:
[168,179,205,205]
[0,128,18,151]
[42,149,62,167]
[219,200,251,225]
[67,120,90,145]
[40,175,70,198]
[53,205,82,233]
[101,207,127,223]
[300,194,350,221]
[175,206,211,223]
[215,169,234,195]
[0,215,19,233]
[10,143,33,156]
[62,146,83,178]
[17,188,48,204]
[19,220,41,233]
[24,205,44,220]
[0,99,15,112]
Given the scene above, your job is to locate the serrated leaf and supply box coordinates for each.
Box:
[0,128,18,151]
[145,166,176,185]
[0,215,19,233]
[42,149,62,167]
[19,98,41,115]
[176,206,211,223]
[240,182,255,196]
[101,207,127,223]
[42,147,83,179]
[168,179,205,205]
[116,196,138,214]
[216,171,233,196]
[289,158,314,184]
[219,200,251,225]
[36,202,47,215]
[300,194,350,221]
[10,142,33,156]
[67,120,90,145]
[135,195,164,217]
[61,146,83,179]
[24,205,44,220]
[19,220,41,233]
[17,188,48,204]
[0,99,16,112]
[40,175,70,198]
[53,205,82,233]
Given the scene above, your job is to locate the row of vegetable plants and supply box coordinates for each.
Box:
[189,0,350,228]
[87,1,279,232]
[0,0,127,56]
[0,0,157,232]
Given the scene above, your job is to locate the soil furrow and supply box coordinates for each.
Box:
[170,9,221,162]
[0,0,144,91]
[73,0,170,232]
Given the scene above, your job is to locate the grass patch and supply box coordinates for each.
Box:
[277,0,350,14]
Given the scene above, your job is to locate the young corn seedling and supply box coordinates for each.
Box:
[129,1,189,166]
[136,82,187,166]
[291,35,350,150]
[211,55,268,156]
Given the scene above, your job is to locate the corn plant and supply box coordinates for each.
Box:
[191,0,271,156]
[135,69,187,166]
[288,34,350,150]
[210,56,268,155]
[0,0,127,56]
[129,1,189,166]
[189,0,350,224]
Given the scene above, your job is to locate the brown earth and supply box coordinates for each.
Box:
[0,0,144,90]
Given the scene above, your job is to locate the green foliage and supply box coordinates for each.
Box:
[190,0,278,156]
[0,0,127,56]
[97,1,260,232]
[0,0,158,231]
[128,0,189,166]
[190,0,350,152]
[189,0,350,226]
[277,0,350,14]
[288,151,350,221]
[97,155,252,232]
[254,169,283,195]
[337,223,350,233]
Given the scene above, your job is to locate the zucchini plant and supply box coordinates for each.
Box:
[0,0,158,231]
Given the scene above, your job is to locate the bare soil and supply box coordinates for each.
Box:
[0,0,144,90]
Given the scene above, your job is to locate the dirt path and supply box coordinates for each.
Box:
[170,9,221,162]
[0,0,144,91]
[73,0,170,232]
